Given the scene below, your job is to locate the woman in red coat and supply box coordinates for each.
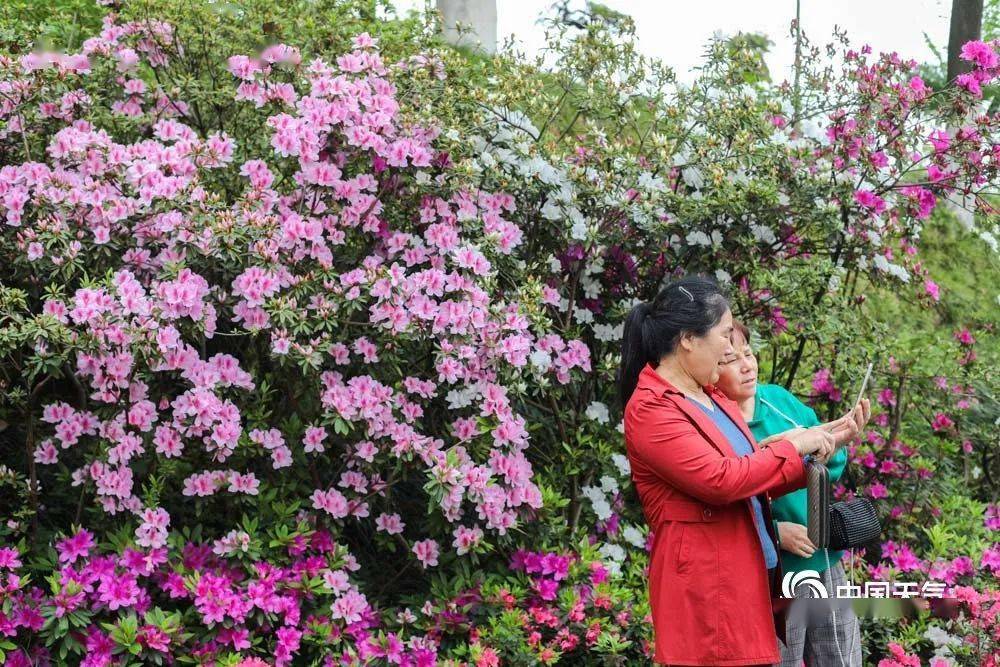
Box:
[618,276,836,666]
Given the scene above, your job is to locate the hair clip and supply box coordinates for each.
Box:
[678,286,695,302]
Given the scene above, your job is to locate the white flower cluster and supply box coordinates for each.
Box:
[598,542,627,577]
[922,625,960,662]
[529,348,553,372]
[768,99,828,148]
[685,229,724,248]
[474,109,596,243]
[827,265,847,293]
[979,230,998,253]
[585,400,610,424]
[611,452,630,476]
[621,524,645,549]
[445,381,483,409]
[582,453,648,578]
[871,253,911,283]
[581,475,619,521]
[637,170,666,192]
[473,118,660,344]
[750,223,777,246]
[579,255,605,300]
[592,321,623,342]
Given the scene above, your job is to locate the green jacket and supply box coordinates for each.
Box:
[747,383,847,574]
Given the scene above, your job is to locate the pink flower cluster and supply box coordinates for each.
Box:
[1,10,595,612]
[0,526,450,666]
[811,368,842,403]
[955,40,1000,96]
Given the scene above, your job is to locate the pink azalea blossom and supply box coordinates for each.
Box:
[412,539,439,568]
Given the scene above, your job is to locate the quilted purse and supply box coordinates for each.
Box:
[805,455,882,550]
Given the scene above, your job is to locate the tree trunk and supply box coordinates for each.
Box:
[947,0,984,83]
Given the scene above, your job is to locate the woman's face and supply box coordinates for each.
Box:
[715,328,758,401]
[683,308,735,387]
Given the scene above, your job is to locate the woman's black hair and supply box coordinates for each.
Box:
[616,275,730,408]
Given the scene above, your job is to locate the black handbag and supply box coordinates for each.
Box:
[805,456,883,550]
[828,496,882,550]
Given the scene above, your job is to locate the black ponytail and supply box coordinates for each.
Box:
[616,275,730,408]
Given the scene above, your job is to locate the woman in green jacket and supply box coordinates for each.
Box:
[716,320,870,667]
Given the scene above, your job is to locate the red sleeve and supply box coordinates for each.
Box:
[763,449,808,498]
[627,401,806,506]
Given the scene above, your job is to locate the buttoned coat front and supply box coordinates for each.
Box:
[624,362,807,665]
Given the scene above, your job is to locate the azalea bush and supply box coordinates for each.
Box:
[0,1,998,665]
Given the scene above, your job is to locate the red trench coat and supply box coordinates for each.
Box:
[624,362,807,666]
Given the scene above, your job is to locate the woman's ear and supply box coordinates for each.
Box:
[677,331,694,352]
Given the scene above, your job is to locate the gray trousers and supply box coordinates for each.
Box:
[778,561,863,667]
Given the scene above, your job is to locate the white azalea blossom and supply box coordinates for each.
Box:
[751,223,777,245]
[529,349,553,371]
[521,156,549,179]
[494,147,517,166]
[554,182,576,203]
[599,475,619,494]
[492,106,540,139]
[541,198,566,220]
[586,401,610,424]
[827,271,843,293]
[686,230,712,247]
[638,170,666,192]
[598,543,627,577]
[611,453,631,476]
[682,166,705,189]
[582,485,613,520]
[538,162,564,186]
[573,306,594,324]
[445,385,478,409]
[622,524,645,548]
[592,498,612,521]
[599,542,626,562]
[586,255,605,275]
[887,263,911,282]
[728,168,749,185]
[593,322,623,342]
[800,118,828,143]
[923,626,960,660]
